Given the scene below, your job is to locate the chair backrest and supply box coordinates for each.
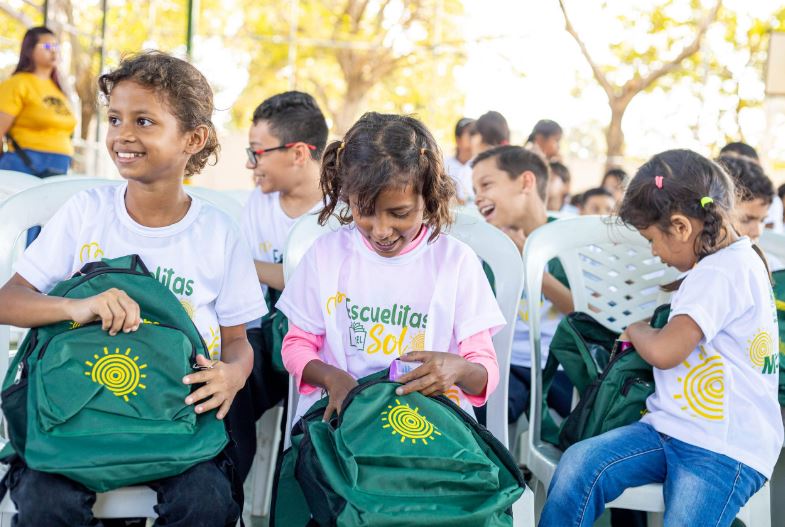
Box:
[0,179,244,388]
[0,170,44,202]
[281,211,524,448]
[523,216,679,482]
[760,229,785,266]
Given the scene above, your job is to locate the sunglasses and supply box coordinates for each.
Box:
[38,42,60,51]
[245,142,316,167]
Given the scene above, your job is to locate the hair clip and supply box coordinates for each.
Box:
[700,196,714,208]
[654,176,664,189]
[338,142,345,153]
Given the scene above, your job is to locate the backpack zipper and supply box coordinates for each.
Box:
[34,322,198,365]
[620,377,652,396]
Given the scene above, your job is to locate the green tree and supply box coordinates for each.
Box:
[237,0,467,141]
[558,0,721,166]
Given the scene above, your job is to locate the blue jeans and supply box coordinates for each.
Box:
[5,459,240,527]
[0,149,70,177]
[0,149,71,245]
[540,422,766,527]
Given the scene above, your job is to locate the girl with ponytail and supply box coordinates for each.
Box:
[541,149,782,527]
[277,112,506,425]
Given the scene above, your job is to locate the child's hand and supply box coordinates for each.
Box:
[183,354,246,419]
[323,369,359,421]
[395,351,471,397]
[66,288,140,336]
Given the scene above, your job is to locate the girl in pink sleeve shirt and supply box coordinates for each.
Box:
[276,112,506,423]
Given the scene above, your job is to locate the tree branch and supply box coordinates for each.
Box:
[632,0,722,94]
[558,0,615,99]
[0,2,34,27]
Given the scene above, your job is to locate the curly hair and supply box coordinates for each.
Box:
[98,51,219,178]
[318,112,454,242]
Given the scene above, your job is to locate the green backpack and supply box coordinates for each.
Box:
[0,255,228,492]
[541,304,670,450]
[271,370,526,527]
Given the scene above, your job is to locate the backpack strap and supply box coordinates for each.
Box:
[5,134,38,174]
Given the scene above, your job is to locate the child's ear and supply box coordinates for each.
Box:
[292,143,312,166]
[669,213,693,241]
[184,125,209,155]
[519,170,537,195]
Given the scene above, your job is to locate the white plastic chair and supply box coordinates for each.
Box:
[523,215,771,526]
[0,171,43,203]
[0,179,247,523]
[279,210,535,525]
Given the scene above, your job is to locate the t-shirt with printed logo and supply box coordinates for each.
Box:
[0,72,76,156]
[276,225,507,422]
[15,183,267,360]
[511,216,570,369]
[641,237,783,478]
[240,187,321,324]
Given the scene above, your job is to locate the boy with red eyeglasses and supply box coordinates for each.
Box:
[229,91,328,486]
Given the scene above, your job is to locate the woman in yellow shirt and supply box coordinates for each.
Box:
[0,27,76,178]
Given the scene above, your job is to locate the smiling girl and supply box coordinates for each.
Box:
[276,112,506,423]
[0,51,265,526]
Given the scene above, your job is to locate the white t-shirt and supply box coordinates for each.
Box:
[641,237,783,477]
[445,155,474,202]
[511,258,568,369]
[240,187,321,326]
[276,225,506,422]
[15,183,267,360]
[240,187,321,267]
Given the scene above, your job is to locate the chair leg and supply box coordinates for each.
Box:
[512,483,535,527]
[737,482,770,527]
[646,511,664,527]
[250,405,283,517]
[532,477,548,524]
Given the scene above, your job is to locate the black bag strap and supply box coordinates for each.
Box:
[5,134,37,173]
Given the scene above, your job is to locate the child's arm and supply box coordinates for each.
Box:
[395,329,497,401]
[282,322,358,421]
[302,359,358,421]
[624,315,704,369]
[543,273,574,314]
[0,273,140,335]
[182,324,252,420]
[254,261,285,291]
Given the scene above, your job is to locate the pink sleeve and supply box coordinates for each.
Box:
[281,322,325,395]
[458,329,498,406]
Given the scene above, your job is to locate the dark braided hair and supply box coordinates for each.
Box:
[618,149,735,263]
[318,112,454,242]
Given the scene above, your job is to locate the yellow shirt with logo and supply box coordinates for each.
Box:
[0,72,76,156]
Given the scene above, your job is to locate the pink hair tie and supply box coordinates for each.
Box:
[654,176,664,189]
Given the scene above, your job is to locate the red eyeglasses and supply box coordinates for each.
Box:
[246,142,316,167]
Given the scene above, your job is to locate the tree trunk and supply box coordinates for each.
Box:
[333,83,368,137]
[605,99,628,169]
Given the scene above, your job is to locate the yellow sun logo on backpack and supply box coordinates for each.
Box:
[381,399,441,445]
[85,347,148,402]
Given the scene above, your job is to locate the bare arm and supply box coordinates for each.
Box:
[625,315,703,370]
[0,112,14,138]
[543,273,574,314]
[254,261,285,291]
[0,273,140,335]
